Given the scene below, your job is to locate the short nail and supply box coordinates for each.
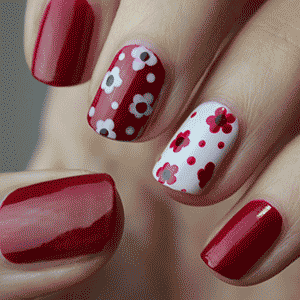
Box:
[152,101,238,194]
[32,0,95,86]
[0,174,118,264]
[87,44,165,141]
[200,200,283,280]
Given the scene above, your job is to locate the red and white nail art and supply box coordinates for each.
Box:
[87,45,165,141]
[152,102,238,194]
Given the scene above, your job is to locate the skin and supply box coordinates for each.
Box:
[1,0,300,298]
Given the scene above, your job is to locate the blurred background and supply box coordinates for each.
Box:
[0,0,48,172]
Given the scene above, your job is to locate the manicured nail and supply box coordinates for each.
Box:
[32,0,95,86]
[200,200,283,280]
[87,44,165,141]
[152,101,238,194]
[0,174,118,264]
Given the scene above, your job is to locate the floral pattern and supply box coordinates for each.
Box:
[152,101,238,195]
[197,162,215,189]
[101,67,123,94]
[131,46,158,71]
[206,107,236,134]
[170,130,190,153]
[96,119,116,139]
[129,93,154,118]
[156,162,178,185]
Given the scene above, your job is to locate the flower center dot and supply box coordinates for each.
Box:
[136,102,148,114]
[162,170,171,181]
[106,75,114,87]
[100,128,109,137]
[175,137,185,147]
[140,52,150,61]
[215,114,227,126]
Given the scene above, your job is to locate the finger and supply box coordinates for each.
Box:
[0,169,124,300]
[200,133,300,286]
[24,0,120,86]
[86,0,263,142]
[152,0,300,206]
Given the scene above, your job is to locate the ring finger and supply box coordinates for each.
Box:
[152,0,300,206]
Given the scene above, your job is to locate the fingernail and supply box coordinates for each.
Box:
[87,44,165,141]
[152,101,238,194]
[0,174,118,264]
[200,200,283,280]
[32,0,95,86]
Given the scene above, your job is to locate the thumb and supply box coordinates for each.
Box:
[0,169,124,300]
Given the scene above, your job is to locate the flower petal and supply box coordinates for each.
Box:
[226,113,236,124]
[206,116,215,126]
[222,124,232,134]
[210,124,220,133]
[167,175,176,185]
[215,107,227,116]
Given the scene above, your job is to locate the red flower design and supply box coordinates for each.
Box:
[197,162,215,189]
[206,107,236,134]
[170,130,190,153]
[156,162,179,185]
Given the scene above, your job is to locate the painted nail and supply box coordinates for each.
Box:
[200,200,283,280]
[152,101,238,194]
[87,44,165,141]
[0,174,118,264]
[32,0,95,86]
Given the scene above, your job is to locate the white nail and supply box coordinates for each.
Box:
[152,101,239,194]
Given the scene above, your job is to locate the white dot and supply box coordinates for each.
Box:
[111,102,119,109]
[89,107,95,117]
[119,53,125,61]
[147,73,155,83]
[126,126,135,135]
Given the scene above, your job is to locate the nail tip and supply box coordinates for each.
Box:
[0,173,119,264]
[200,199,283,280]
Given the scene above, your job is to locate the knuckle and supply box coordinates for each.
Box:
[253,2,300,51]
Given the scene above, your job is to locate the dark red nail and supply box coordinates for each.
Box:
[32,0,95,86]
[200,200,283,280]
[87,44,165,141]
[0,174,118,264]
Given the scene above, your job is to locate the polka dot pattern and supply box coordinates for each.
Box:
[147,73,155,83]
[87,44,165,142]
[152,102,239,195]
[187,157,196,165]
[119,53,125,60]
[111,102,119,109]
[218,142,225,149]
[199,140,206,147]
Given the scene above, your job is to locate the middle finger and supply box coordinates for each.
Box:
[86,0,259,142]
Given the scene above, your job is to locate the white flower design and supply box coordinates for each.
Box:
[101,67,122,94]
[96,119,116,139]
[129,93,154,119]
[131,46,157,71]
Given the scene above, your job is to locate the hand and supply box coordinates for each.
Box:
[2,0,300,298]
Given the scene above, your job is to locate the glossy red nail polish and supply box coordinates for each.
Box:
[200,200,283,280]
[0,174,118,264]
[32,0,95,86]
[87,44,165,141]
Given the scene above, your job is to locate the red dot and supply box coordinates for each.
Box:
[181,189,186,192]
[218,142,225,149]
[187,156,196,165]
[191,112,197,118]
[199,140,206,147]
